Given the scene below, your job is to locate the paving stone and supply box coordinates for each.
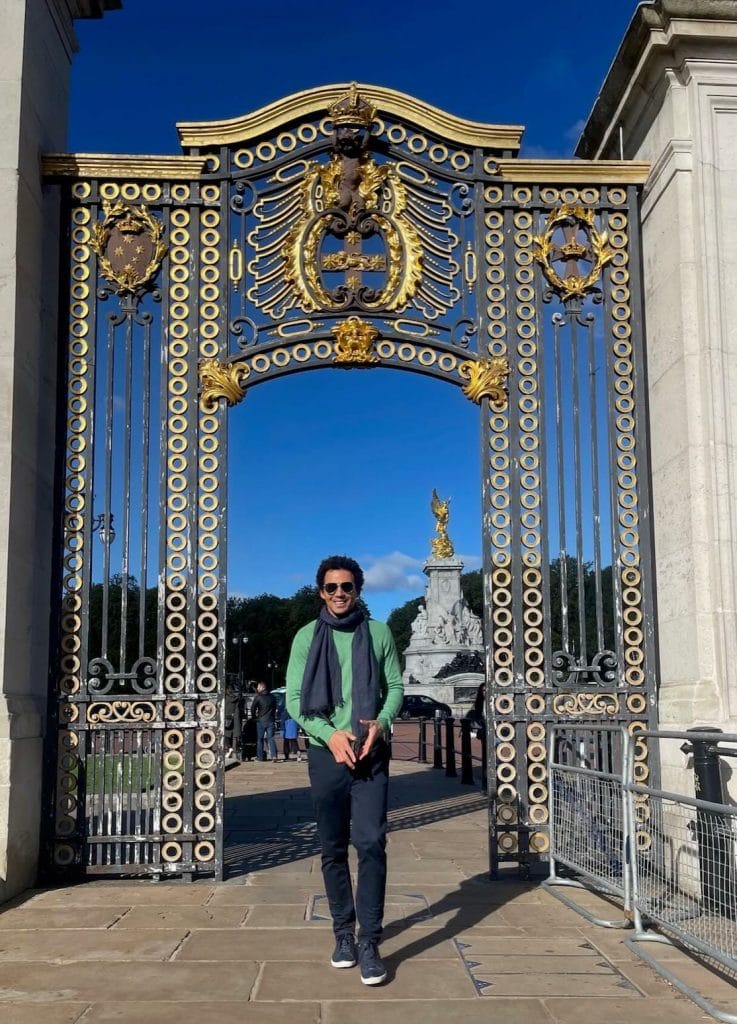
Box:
[243,905,315,927]
[256,959,475,999]
[322,998,551,1023]
[0,908,122,930]
[542,996,705,1023]
[114,906,246,929]
[209,886,314,906]
[83,1002,321,1023]
[457,935,602,956]
[474,971,641,997]
[0,962,258,1002]
[2,1007,89,1024]
[20,886,212,907]
[0,929,186,962]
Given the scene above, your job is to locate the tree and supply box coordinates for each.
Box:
[386,596,424,662]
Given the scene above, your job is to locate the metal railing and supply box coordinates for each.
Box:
[625,730,737,1024]
[544,724,631,926]
[545,725,737,1022]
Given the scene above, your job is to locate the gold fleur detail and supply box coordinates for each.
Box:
[199,359,249,411]
[458,356,510,405]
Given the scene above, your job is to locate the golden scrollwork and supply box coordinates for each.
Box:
[552,692,620,716]
[332,317,380,365]
[532,204,614,301]
[430,488,454,559]
[87,701,157,724]
[199,359,249,411]
[91,200,167,295]
[458,356,510,405]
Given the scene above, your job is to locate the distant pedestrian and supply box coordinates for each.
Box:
[282,709,302,761]
[251,681,278,762]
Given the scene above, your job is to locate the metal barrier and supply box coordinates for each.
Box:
[625,730,737,1024]
[544,724,632,927]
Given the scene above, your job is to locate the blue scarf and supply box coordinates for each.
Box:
[300,606,379,741]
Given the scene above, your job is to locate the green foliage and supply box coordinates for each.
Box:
[460,569,483,618]
[88,574,158,665]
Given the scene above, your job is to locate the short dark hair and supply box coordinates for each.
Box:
[316,555,364,592]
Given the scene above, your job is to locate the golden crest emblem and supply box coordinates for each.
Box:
[247,85,459,321]
[91,200,167,295]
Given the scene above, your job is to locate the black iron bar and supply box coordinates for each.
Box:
[587,312,605,651]
[433,714,443,769]
[460,717,474,784]
[445,717,457,778]
[119,312,134,674]
[570,312,588,666]
[418,719,427,763]
[138,312,152,661]
[553,314,569,651]
[101,314,118,660]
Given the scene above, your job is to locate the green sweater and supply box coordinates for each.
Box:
[285,618,404,748]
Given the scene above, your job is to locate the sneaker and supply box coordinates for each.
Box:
[358,940,387,985]
[330,933,357,969]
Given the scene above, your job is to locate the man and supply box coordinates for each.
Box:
[250,680,278,762]
[286,555,403,986]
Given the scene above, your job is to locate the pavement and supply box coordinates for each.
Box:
[0,755,728,1023]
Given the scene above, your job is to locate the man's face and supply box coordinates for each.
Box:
[320,568,358,618]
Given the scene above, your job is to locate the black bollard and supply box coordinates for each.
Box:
[460,717,474,784]
[683,727,736,917]
[418,719,427,763]
[445,716,457,778]
[433,712,443,769]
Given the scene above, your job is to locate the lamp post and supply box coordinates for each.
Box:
[91,513,116,546]
[267,659,277,689]
[232,634,248,688]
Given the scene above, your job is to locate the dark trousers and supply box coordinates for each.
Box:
[308,742,389,943]
[256,720,277,760]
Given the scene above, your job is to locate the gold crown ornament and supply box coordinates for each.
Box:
[328,83,376,129]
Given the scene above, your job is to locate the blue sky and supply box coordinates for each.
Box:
[70,0,640,622]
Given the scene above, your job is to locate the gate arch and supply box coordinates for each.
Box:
[42,83,657,879]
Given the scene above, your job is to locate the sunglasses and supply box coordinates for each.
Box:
[322,581,356,595]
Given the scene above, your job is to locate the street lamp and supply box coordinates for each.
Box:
[232,634,248,688]
[91,512,116,546]
[267,659,277,689]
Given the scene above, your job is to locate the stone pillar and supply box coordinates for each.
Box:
[0,0,120,905]
[577,1,737,742]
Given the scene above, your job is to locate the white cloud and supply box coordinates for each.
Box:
[362,551,424,593]
[362,549,482,592]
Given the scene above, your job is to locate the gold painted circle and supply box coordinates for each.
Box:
[528,783,548,803]
[162,791,183,812]
[195,790,216,811]
[161,842,182,863]
[498,831,518,852]
[438,354,457,372]
[496,763,517,783]
[163,729,184,749]
[495,695,514,714]
[163,771,183,791]
[164,700,185,720]
[196,749,216,769]
[526,694,545,714]
[496,722,515,741]
[529,804,549,824]
[496,742,515,762]
[197,700,218,720]
[529,832,550,853]
[528,763,547,782]
[195,769,215,789]
[162,812,183,834]
[497,784,517,804]
[195,841,215,861]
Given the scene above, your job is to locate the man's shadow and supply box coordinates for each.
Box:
[381,871,531,981]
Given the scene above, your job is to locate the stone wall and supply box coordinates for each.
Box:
[0,0,120,906]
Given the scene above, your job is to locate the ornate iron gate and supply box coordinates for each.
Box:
[42,84,657,879]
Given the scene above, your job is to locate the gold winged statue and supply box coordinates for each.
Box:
[430,489,454,559]
[246,85,461,321]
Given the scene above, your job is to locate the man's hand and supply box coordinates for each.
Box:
[358,719,384,759]
[327,729,358,766]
